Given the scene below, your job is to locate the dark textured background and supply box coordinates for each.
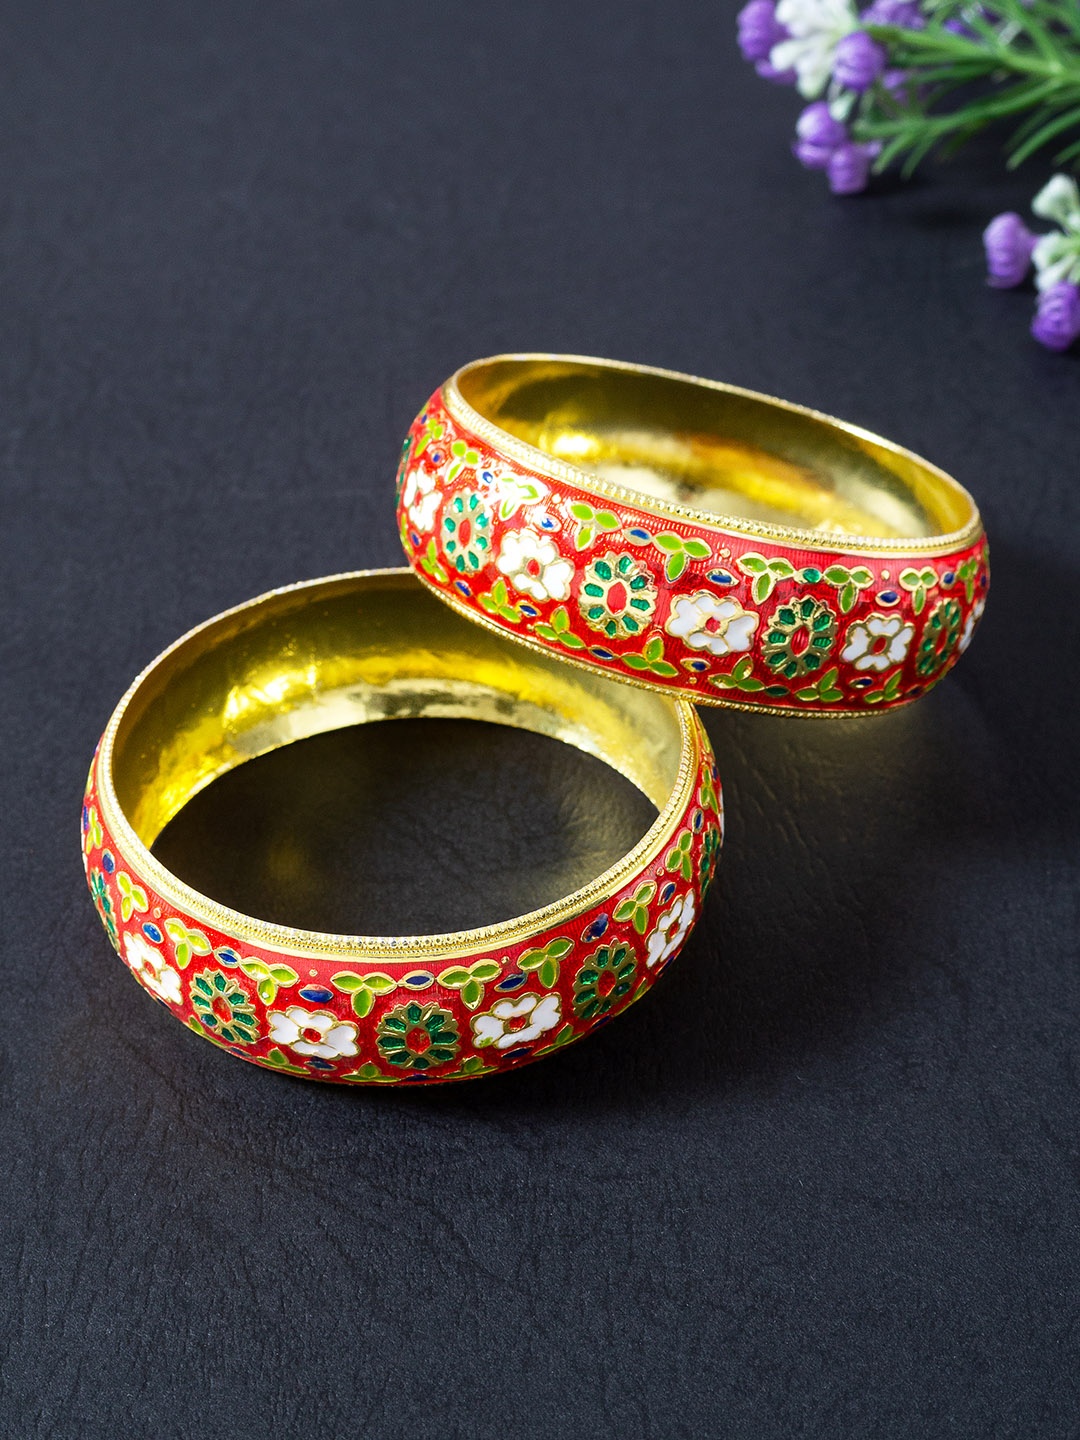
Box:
[3,1,1079,1436]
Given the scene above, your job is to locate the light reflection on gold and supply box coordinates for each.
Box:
[96,569,701,959]
[452,355,980,551]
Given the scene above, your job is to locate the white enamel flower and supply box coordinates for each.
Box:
[496,530,573,602]
[646,892,696,969]
[840,613,914,672]
[124,931,183,1005]
[772,0,859,98]
[268,1006,359,1060]
[665,592,759,655]
[471,992,562,1050]
[403,468,441,532]
[959,597,986,655]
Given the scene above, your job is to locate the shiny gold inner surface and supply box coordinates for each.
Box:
[108,571,683,853]
[455,356,977,542]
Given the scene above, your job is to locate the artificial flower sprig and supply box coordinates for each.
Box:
[984,174,1080,350]
[737,0,1080,194]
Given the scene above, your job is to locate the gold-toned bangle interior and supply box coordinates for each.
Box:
[454,355,977,543]
[106,571,685,861]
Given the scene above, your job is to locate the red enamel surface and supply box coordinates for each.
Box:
[81,727,722,1085]
[397,394,989,713]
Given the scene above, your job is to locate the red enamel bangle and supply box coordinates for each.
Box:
[397,355,988,715]
[81,569,721,1085]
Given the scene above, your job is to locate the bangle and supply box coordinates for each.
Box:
[397,354,988,715]
[81,569,721,1085]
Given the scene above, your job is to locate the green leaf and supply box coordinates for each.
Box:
[613,899,636,922]
[331,971,365,993]
[644,634,664,662]
[539,957,559,988]
[824,565,850,585]
[438,966,471,987]
[623,654,648,671]
[850,568,873,587]
[569,502,594,521]
[738,555,767,575]
[595,511,620,530]
[471,960,502,981]
[269,965,298,986]
[574,526,595,551]
[632,907,650,936]
[651,661,679,677]
[683,538,711,558]
[366,974,396,994]
[665,551,688,582]
[352,988,376,1019]
[653,532,683,552]
[547,938,573,958]
[461,979,483,1009]
[257,977,276,1005]
[733,655,753,680]
[752,574,772,605]
[239,959,271,981]
[839,582,857,613]
[737,676,764,692]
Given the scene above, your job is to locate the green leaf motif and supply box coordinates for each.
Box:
[613,881,657,935]
[478,577,525,623]
[710,654,766,693]
[331,969,398,1019]
[519,937,574,988]
[437,958,503,1010]
[863,670,904,707]
[794,667,843,704]
[532,606,587,650]
[419,539,449,585]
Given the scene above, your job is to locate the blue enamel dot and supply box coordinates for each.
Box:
[660,881,676,904]
[877,590,899,606]
[590,647,614,660]
[141,922,164,943]
[215,947,240,966]
[101,851,115,873]
[540,517,556,530]
[582,913,609,942]
[81,806,89,831]
[707,569,736,586]
[505,1046,532,1060]
[497,973,528,992]
[851,676,874,689]
[299,986,334,1004]
[520,603,539,617]
[454,580,472,599]
[692,810,704,830]
[308,1058,334,1071]
[402,971,434,989]
[943,571,955,586]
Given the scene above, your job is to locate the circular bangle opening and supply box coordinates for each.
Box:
[452,354,978,545]
[96,569,698,959]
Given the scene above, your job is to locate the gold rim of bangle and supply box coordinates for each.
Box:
[444,353,983,557]
[95,569,703,964]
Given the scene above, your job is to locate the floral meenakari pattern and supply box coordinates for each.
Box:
[191,969,259,1045]
[441,489,492,574]
[377,1002,460,1071]
[81,722,721,1085]
[397,390,989,713]
[572,944,637,1020]
[578,552,657,640]
[916,597,963,678]
[762,596,838,680]
[841,612,915,673]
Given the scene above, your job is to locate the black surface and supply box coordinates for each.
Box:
[2,2,1079,1436]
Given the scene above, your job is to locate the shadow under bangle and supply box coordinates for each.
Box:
[81,569,721,1084]
[397,354,989,716]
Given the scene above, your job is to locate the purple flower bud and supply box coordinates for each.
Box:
[793,103,848,171]
[1031,282,1080,352]
[832,31,887,91]
[982,213,1037,289]
[881,67,910,101]
[737,0,788,63]
[827,141,879,195]
[756,57,798,84]
[861,0,923,26]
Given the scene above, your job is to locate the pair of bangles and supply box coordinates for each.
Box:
[82,355,988,1085]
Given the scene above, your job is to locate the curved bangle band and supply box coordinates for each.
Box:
[81,569,721,1085]
[397,355,989,715]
